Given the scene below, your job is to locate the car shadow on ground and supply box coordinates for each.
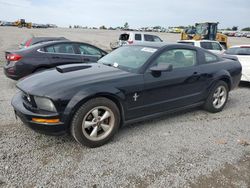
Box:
[118,106,202,134]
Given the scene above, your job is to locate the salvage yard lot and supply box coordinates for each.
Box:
[0,27,250,187]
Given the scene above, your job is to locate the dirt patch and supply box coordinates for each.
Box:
[190,153,250,188]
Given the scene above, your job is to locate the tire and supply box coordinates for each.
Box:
[71,97,120,148]
[203,81,229,113]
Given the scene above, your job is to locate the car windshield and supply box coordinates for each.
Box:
[225,47,250,55]
[196,23,209,35]
[98,46,157,72]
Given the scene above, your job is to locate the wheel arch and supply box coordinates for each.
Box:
[63,89,126,129]
[219,76,232,90]
[212,70,233,90]
[205,72,232,100]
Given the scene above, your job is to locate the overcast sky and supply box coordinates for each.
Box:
[0,0,249,29]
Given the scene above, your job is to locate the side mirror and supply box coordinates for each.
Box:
[150,63,173,73]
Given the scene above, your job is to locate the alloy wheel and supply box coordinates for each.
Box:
[82,106,115,141]
[212,86,227,109]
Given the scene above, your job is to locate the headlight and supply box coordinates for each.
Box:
[34,96,56,112]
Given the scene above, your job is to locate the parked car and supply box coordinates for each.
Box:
[0,21,14,26]
[12,43,242,147]
[178,40,225,54]
[110,32,163,49]
[235,32,244,37]
[247,34,250,38]
[4,41,107,80]
[19,37,68,48]
[224,45,250,82]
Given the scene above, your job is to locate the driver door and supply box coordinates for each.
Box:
[142,48,204,116]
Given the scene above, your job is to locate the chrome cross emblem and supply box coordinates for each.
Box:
[133,93,139,101]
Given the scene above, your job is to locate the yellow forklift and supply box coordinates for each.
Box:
[181,22,228,49]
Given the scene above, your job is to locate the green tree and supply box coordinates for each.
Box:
[124,22,129,30]
[232,26,238,31]
[242,27,250,31]
[99,25,107,30]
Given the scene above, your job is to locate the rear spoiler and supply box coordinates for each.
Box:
[220,54,239,61]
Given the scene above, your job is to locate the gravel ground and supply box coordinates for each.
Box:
[0,27,250,187]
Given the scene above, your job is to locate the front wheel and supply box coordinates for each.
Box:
[203,81,229,113]
[71,97,120,148]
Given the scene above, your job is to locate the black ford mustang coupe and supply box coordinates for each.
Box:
[12,44,242,147]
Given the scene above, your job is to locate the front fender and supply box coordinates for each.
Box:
[62,86,125,126]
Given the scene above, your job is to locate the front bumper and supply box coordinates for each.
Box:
[11,92,67,135]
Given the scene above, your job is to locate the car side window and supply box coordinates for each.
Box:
[200,42,213,50]
[204,52,219,63]
[144,34,154,42]
[45,44,76,54]
[153,49,197,69]
[135,34,142,41]
[79,45,102,56]
[211,42,222,51]
[45,46,55,53]
[153,36,162,42]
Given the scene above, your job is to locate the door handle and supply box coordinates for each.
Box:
[52,56,60,59]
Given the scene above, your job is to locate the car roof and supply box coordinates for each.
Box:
[31,37,68,44]
[11,40,104,53]
[120,32,158,35]
[33,40,91,46]
[32,37,67,40]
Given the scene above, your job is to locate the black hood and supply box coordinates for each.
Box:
[17,63,132,98]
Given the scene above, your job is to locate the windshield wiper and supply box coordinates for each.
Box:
[102,63,113,67]
[102,63,119,68]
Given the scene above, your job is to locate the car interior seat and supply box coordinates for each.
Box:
[67,46,74,54]
[174,51,186,66]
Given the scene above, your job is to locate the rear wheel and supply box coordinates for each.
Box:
[203,81,229,113]
[71,97,120,148]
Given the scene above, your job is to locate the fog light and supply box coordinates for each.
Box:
[32,118,60,124]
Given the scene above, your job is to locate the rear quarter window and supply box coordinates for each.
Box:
[204,52,219,63]
[45,46,55,53]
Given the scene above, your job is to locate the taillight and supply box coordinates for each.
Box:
[25,38,32,48]
[6,54,22,61]
[128,40,133,44]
